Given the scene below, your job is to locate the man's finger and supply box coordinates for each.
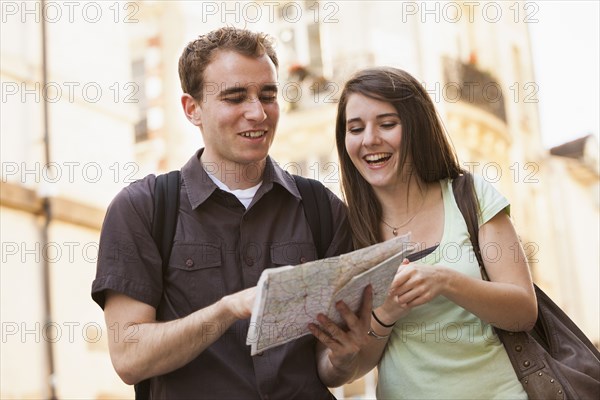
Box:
[316,313,350,343]
[359,284,373,318]
[335,300,359,327]
[308,323,342,349]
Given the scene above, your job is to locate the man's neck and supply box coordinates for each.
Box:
[200,155,266,190]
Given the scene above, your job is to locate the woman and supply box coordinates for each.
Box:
[309,67,537,399]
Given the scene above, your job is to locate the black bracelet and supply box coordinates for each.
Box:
[372,310,395,328]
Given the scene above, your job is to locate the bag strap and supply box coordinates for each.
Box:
[135,170,181,400]
[152,170,182,320]
[452,173,488,280]
[293,175,333,259]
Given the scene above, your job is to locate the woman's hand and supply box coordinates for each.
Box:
[376,259,415,324]
[389,262,449,308]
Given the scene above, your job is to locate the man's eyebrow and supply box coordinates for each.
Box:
[261,84,278,92]
[218,84,278,97]
[219,87,247,97]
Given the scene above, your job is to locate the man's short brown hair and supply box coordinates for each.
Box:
[178,27,279,100]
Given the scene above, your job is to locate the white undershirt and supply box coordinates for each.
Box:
[204,169,262,209]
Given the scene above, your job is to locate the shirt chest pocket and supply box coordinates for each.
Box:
[168,242,224,308]
[270,242,317,266]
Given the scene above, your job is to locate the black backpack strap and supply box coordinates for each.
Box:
[152,170,181,272]
[134,379,150,400]
[293,175,333,259]
[135,170,181,400]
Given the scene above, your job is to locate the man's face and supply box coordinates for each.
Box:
[194,50,279,170]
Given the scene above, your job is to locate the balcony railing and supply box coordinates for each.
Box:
[443,57,507,123]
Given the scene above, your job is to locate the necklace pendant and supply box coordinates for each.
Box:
[392,228,398,236]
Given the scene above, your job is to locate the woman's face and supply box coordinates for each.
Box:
[344,93,405,189]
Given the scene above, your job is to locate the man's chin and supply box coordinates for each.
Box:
[235,153,269,168]
[237,146,271,162]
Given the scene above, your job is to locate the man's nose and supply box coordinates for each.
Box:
[244,98,267,122]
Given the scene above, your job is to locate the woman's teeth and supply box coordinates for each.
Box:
[365,153,391,165]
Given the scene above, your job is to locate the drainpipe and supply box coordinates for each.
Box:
[40,0,57,398]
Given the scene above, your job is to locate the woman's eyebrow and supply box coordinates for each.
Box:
[376,113,400,119]
[347,113,399,124]
[346,117,362,124]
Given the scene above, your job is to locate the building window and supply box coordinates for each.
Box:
[131,58,149,143]
[443,57,507,123]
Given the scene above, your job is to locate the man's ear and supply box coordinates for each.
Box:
[181,94,202,126]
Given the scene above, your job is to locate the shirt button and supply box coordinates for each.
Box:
[300,257,307,263]
[246,257,254,266]
[185,258,194,268]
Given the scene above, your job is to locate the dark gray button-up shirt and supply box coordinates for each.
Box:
[92,149,352,399]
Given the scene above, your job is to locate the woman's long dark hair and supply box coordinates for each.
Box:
[335,67,464,249]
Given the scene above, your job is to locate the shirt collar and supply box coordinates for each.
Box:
[181,149,301,210]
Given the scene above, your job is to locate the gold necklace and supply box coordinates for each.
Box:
[381,185,429,236]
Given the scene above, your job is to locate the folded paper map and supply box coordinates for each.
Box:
[246,234,413,355]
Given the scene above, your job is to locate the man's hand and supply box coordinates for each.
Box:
[309,285,373,385]
[104,286,256,385]
[222,286,256,320]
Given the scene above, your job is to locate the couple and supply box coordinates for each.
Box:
[92,27,537,399]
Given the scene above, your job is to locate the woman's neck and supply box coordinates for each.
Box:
[375,177,431,227]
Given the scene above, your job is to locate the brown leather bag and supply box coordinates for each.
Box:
[453,174,600,400]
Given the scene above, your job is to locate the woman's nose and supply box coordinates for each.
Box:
[362,125,382,146]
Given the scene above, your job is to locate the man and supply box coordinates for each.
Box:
[91,27,352,398]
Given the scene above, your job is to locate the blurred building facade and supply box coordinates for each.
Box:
[1,1,598,398]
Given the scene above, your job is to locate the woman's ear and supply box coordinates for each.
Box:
[181,94,202,126]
